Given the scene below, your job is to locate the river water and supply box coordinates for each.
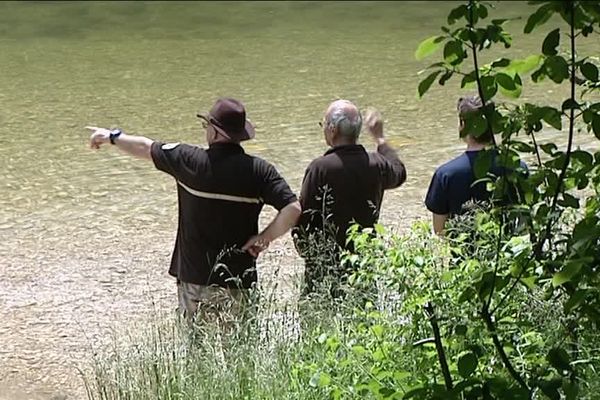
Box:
[0,1,598,398]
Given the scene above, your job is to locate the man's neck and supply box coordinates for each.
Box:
[210,138,240,146]
[331,139,357,148]
[466,143,486,151]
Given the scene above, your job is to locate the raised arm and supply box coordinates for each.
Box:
[87,126,154,160]
[364,109,407,189]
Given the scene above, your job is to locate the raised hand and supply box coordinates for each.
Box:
[364,108,384,141]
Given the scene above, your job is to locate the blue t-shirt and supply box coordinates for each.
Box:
[425,150,525,216]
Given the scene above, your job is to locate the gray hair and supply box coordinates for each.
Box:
[457,95,483,117]
[326,104,362,137]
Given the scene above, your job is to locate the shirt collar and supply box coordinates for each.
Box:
[208,142,245,153]
[324,144,365,156]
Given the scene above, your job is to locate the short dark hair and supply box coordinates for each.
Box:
[457,95,493,144]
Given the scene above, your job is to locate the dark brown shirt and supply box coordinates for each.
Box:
[295,143,406,253]
[151,141,297,288]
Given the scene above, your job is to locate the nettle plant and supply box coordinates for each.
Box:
[414,0,600,398]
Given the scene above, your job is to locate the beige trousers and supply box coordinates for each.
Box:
[177,281,248,322]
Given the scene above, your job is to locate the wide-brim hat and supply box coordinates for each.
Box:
[197,97,255,142]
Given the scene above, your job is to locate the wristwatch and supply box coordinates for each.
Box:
[109,129,122,145]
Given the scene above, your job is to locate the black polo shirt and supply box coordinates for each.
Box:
[295,143,406,250]
[151,141,297,288]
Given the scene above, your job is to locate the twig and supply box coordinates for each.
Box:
[534,0,577,260]
[424,302,453,390]
[467,0,497,147]
[481,307,530,391]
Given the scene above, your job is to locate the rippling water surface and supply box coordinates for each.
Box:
[0,1,598,398]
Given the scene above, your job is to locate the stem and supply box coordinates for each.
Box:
[491,256,534,315]
[481,308,530,391]
[530,131,543,168]
[466,0,503,313]
[424,302,453,390]
[467,0,497,147]
[533,1,577,259]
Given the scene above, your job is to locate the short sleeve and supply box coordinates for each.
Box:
[151,142,200,180]
[260,162,297,211]
[425,170,450,215]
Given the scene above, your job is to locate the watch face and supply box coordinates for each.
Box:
[109,129,122,144]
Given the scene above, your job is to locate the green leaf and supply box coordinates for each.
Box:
[581,62,599,82]
[480,75,498,101]
[379,387,396,397]
[542,28,560,56]
[571,150,593,166]
[498,72,522,98]
[309,371,331,388]
[505,54,543,75]
[545,55,569,83]
[540,143,557,154]
[417,70,442,98]
[541,107,562,130]
[547,347,572,372]
[559,192,580,208]
[564,289,587,313]
[520,276,537,290]
[540,378,562,400]
[562,99,580,111]
[496,73,516,91]
[448,4,468,25]
[458,287,476,303]
[415,35,445,61]
[592,113,600,140]
[461,71,477,88]
[455,324,468,336]
[457,352,478,379]
[491,58,511,68]
[552,260,583,287]
[524,3,556,33]
[438,70,454,86]
[443,40,465,66]
[477,3,488,20]
[464,112,489,138]
[563,379,580,400]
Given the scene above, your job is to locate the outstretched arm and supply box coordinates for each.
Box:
[243,201,302,257]
[87,126,154,160]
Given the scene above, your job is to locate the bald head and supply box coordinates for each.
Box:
[324,99,362,139]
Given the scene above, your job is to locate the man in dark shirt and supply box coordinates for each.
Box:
[294,100,407,292]
[87,97,301,318]
[425,95,526,235]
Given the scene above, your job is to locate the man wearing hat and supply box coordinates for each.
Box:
[87,97,301,319]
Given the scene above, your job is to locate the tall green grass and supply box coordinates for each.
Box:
[82,222,600,400]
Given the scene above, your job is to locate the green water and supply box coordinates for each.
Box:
[0,1,598,398]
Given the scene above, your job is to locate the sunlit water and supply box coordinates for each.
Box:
[0,1,598,398]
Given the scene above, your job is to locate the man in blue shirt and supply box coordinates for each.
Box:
[425,95,525,235]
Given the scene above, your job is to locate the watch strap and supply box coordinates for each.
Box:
[109,129,122,145]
